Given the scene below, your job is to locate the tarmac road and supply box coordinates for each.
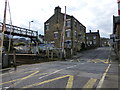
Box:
[0,47,119,89]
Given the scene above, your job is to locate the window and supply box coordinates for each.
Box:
[65,40,71,48]
[86,37,89,39]
[90,41,92,45]
[45,23,49,30]
[93,41,96,44]
[66,19,71,27]
[65,29,71,37]
[74,20,77,27]
[87,41,89,44]
[54,32,58,39]
[74,31,77,38]
[50,41,55,44]
[93,36,96,39]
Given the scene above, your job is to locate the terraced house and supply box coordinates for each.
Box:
[44,6,86,55]
[86,30,100,48]
[113,16,120,60]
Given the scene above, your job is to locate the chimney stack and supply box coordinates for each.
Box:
[97,30,99,33]
[54,6,61,14]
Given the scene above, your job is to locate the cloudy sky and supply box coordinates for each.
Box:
[0,0,118,38]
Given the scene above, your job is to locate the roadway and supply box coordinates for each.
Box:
[0,47,118,89]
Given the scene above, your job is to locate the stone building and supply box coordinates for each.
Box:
[86,30,100,48]
[44,6,86,55]
[100,38,110,47]
[112,16,120,59]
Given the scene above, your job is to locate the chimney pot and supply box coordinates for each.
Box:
[89,30,91,33]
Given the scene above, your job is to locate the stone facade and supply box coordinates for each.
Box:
[44,6,86,54]
[113,16,120,60]
[86,30,100,48]
[100,38,110,47]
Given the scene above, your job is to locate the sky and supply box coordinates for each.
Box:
[0,0,118,38]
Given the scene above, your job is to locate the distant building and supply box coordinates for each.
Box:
[112,16,120,59]
[86,30,100,48]
[44,6,86,55]
[100,38,110,47]
[38,34,44,43]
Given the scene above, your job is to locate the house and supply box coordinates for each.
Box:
[44,6,86,55]
[86,30,100,48]
[112,16,120,60]
[100,37,110,47]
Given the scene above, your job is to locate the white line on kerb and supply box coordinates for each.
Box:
[97,64,111,88]
[39,65,77,79]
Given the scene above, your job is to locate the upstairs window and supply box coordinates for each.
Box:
[93,41,96,44]
[93,36,96,39]
[74,31,77,38]
[66,19,71,27]
[86,37,89,40]
[74,20,77,27]
[65,29,71,37]
[45,23,49,30]
[54,32,58,39]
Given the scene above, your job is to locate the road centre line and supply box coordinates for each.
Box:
[39,65,77,80]
[83,78,97,88]
[0,71,39,85]
[96,64,111,88]
[23,75,73,88]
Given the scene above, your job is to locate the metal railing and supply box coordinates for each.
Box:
[0,22,38,38]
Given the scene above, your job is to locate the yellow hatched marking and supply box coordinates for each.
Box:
[88,59,109,64]
[23,75,74,88]
[9,72,47,87]
[83,78,97,88]
[0,71,39,85]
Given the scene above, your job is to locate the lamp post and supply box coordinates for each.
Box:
[28,20,33,53]
[29,20,34,30]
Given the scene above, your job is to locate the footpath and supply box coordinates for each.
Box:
[101,48,119,89]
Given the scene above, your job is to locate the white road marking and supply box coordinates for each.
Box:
[39,65,77,79]
[96,64,111,88]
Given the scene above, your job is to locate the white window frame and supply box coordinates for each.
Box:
[86,37,89,39]
[74,31,77,38]
[66,19,71,27]
[93,36,96,39]
[66,29,71,37]
[54,32,58,39]
[45,23,49,30]
[93,41,96,44]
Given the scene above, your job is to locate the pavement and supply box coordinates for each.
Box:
[100,47,119,89]
[71,47,119,89]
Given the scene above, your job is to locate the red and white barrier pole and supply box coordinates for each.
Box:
[118,0,120,15]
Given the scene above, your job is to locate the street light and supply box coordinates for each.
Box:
[28,20,34,53]
[29,20,34,30]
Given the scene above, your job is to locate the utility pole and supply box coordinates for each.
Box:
[0,0,7,56]
[8,1,13,53]
[61,6,66,59]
